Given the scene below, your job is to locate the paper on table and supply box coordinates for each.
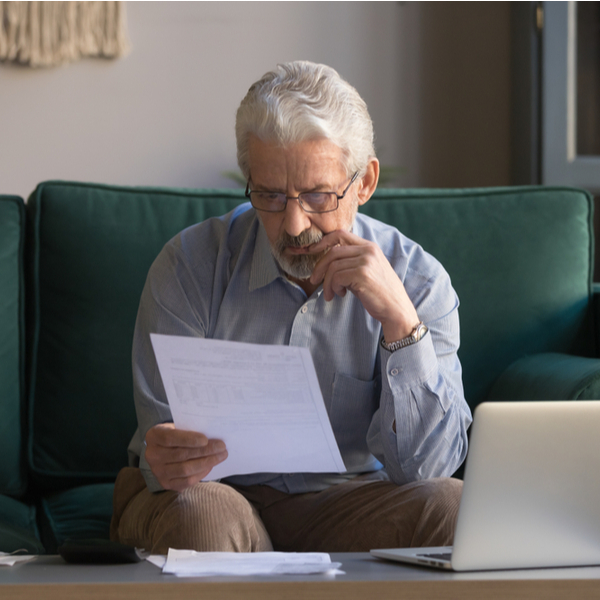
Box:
[161,549,343,577]
[0,552,36,566]
[147,554,167,569]
[150,334,346,480]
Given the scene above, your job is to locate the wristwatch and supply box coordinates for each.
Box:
[381,321,428,352]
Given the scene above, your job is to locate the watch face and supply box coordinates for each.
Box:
[414,323,428,342]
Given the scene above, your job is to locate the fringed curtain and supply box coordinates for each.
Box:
[0,1,130,67]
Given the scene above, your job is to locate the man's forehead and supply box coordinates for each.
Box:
[247,136,346,185]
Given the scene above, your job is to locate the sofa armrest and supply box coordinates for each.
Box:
[487,353,600,401]
[594,283,600,356]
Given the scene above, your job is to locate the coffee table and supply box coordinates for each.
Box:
[1,552,600,599]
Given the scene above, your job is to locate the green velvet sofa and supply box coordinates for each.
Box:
[0,181,598,554]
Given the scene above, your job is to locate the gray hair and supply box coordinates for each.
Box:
[235,61,375,180]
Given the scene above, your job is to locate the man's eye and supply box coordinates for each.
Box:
[256,192,283,202]
[301,193,328,204]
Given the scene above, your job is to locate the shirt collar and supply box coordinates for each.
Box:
[249,220,283,292]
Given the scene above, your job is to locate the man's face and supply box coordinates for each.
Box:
[247,136,359,281]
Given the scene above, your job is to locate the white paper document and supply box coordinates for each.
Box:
[159,549,343,577]
[150,334,346,480]
[0,552,36,567]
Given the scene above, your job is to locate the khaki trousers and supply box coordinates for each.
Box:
[110,467,462,554]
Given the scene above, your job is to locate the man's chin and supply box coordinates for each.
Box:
[280,262,315,281]
[271,231,328,280]
[275,252,322,281]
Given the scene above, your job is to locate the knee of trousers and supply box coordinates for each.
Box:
[144,482,267,553]
[414,478,463,532]
[404,477,463,547]
[418,477,463,516]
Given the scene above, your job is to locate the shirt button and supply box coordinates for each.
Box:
[390,368,399,376]
[301,305,308,314]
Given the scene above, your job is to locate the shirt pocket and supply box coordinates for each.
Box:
[329,372,381,469]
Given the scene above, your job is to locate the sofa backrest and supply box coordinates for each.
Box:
[25,181,595,490]
[0,196,27,497]
[361,186,595,404]
[26,182,245,492]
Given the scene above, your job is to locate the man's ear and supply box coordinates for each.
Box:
[356,158,380,206]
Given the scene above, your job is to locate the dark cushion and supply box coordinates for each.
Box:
[362,186,595,407]
[0,196,26,496]
[26,182,245,490]
[488,353,600,401]
[38,483,115,553]
[0,494,44,554]
[594,284,600,352]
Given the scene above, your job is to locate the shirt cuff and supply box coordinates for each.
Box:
[380,331,438,389]
[139,445,165,493]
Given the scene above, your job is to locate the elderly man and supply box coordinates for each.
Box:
[111,61,472,554]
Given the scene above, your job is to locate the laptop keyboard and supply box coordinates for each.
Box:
[417,552,453,562]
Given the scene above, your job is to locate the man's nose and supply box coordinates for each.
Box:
[283,197,312,237]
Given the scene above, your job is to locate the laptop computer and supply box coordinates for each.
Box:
[371,400,600,571]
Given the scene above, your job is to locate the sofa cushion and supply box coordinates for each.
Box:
[38,483,115,553]
[26,181,245,490]
[0,196,26,497]
[0,494,44,554]
[362,186,595,407]
[25,182,595,490]
[488,353,600,401]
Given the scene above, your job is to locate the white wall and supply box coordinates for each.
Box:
[0,2,510,201]
[1,2,406,199]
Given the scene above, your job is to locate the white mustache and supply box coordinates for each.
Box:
[276,229,323,251]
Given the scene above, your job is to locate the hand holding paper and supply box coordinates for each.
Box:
[144,423,229,491]
[150,335,346,481]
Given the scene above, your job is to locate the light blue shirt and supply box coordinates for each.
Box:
[128,203,472,493]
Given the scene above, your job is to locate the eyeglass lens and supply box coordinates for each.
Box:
[250,191,337,213]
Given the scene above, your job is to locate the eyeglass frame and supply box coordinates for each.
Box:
[245,171,360,214]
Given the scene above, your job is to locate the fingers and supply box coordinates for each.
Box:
[310,239,377,297]
[309,233,366,284]
[146,422,209,448]
[152,451,229,493]
[308,229,365,256]
[318,253,367,301]
[146,435,226,464]
[145,423,228,491]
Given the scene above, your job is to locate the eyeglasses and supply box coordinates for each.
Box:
[245,172,359,214]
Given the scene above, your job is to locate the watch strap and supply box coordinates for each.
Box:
[381,321,428,352]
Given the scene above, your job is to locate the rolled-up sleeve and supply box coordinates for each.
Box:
[366,261,472,485]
